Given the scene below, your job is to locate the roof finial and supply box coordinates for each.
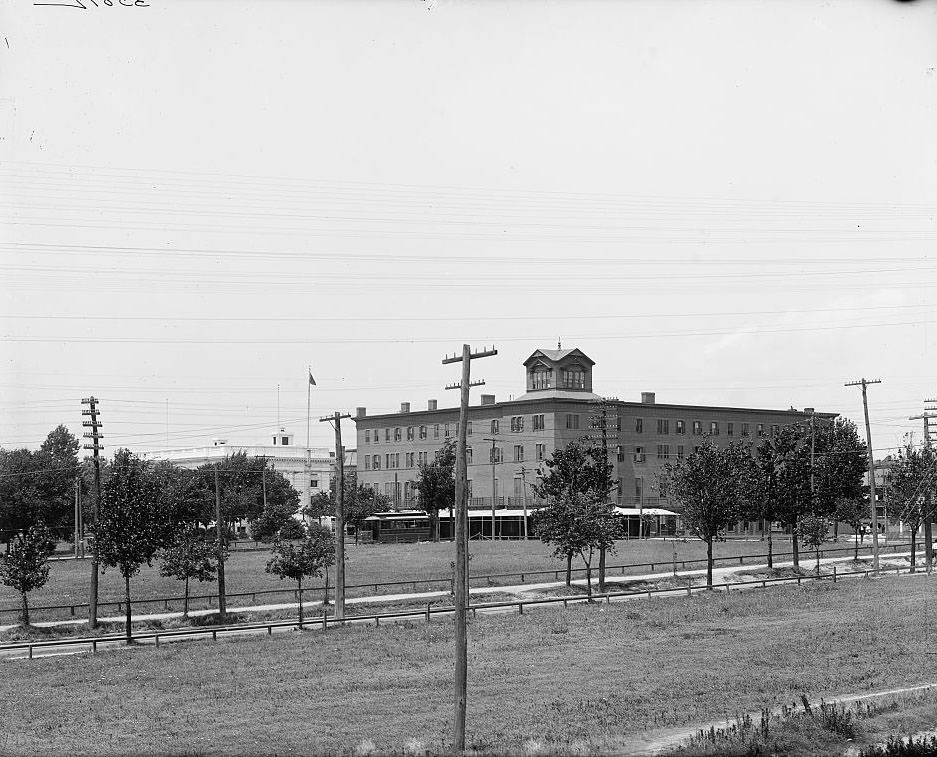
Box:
[557,337,562,349]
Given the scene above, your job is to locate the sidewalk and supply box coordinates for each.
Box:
[1,549,915,635]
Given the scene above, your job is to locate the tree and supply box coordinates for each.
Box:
[532,440,620,595]
[38,425,81,539]
[416,440,456,542]
[813,418,868,520]
[159,525,218,618]
[95,449,178,644]
[756,424,812,568]
[799,514,830,575]
[266,524,335,627]
[835,495,869,562]
[665,439,756,588]
[886,443,936,572]
[0,523,54,626]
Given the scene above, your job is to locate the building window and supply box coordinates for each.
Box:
[771,424,780,438]
[563,367,585,389]
[677,445,684,459]
[434,424,440,439]
[467,421,472,436]
[757,424,765,438]
[657,444,669,460]
[406,426,414,441]
[364,456,371,470]
[536,444,545,461]
[419,425,427,440]
[394,428,402,441]
[373,455,381,470]
[490,447,502,463]
[741,423,750,437]
[659,478,669,498]
[710,421,719,436]
[635,477,644,500]
[466,447,473,465]
[511,416,524,432]
[692,421,702,435]
[514,445,524,462]
[385,454,390,469]
[406,452,414,468]
[385,428,390,442]
[444,423,451,438]
[394,453,400,469]
[635,418,643,433]
[491,419,500,434]
[616,445,624,462]
[365,429,371,444]
[693,445,701,454]
[566,414,580,430]
[657,419,669,434]
[533,414,545,431]
[467,480,473,498]
[634,446,645,463]
[727,422,734,437]
[676,420,685,435]
[311,478,318,488]
[531,367,552,390]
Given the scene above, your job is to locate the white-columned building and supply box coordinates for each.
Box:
[142,428,356,511]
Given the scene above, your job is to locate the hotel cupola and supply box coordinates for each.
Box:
[518,347,601,401]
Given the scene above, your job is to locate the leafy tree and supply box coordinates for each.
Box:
[813,418,868,519]
[0,448,47,545]
[0,523,54,626]
[95,449,179,644]
[38,425,81,539]
[756,424,813,568]
[416,440,456,542]
[665,439,757,588]
[887,444,936,572]
[835,495,870,562]
[799,514,830,575]
[159,525,218,617]
[532,440,619,594]
[303,473,389,545]
[266,524,335,627]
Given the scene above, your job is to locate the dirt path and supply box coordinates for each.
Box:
[612,682,937,756]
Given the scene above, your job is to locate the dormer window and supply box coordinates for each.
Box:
[563,366,585,390]
[531,366,552,390]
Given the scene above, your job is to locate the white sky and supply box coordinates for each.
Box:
[1,0,935,458]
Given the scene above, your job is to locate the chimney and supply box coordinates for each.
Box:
[428,399,438,411]
[481,394,496,406]
[356,407,367,418]
[400,402,410,414]
[641,392,656,404]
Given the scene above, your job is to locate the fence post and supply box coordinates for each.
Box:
[92,640,97,654]
[739,557,744,565]
[761,580,766,589]
[212,630,217,641]
[322,614,327,631]
[375,617,380,627]
[521,573,525,583]
[426,603,431,623]
[518,602,524,615]
[833,566,837,583]
[28,644,33,660]
[563,598,568,608]
[70,606,75,617]
[155,634,160,649]
[267,625,272,636]
[686,585,691,597]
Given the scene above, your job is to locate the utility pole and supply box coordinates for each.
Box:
[214,463,227,619]
[483,437,500,539]
[320,411,352,621]
[845,379,882,574]
[80,396,103,628]
[519,466,530,540]
[443,343,497,754]
[73,479,80,559]
[909,402,937,572]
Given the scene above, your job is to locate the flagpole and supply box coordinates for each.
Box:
[306,365,312,519]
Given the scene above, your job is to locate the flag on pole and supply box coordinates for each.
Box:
[309,370,316,386]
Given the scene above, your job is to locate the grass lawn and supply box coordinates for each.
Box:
[2,573,935,755]
[0,536,820,621]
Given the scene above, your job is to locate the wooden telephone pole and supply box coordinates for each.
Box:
[909,400,937,572]
[80,396,103,628]
[845,378,882,574]
[320,411,352,621]
[442,344,497,754]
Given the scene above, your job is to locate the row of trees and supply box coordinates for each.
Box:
[528,418,929,592]
[0,428,326,639]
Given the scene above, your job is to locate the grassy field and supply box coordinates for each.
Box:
[1,572,935,755]
[0,536,820,618]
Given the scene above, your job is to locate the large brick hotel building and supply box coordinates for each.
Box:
[354,347,834,514]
